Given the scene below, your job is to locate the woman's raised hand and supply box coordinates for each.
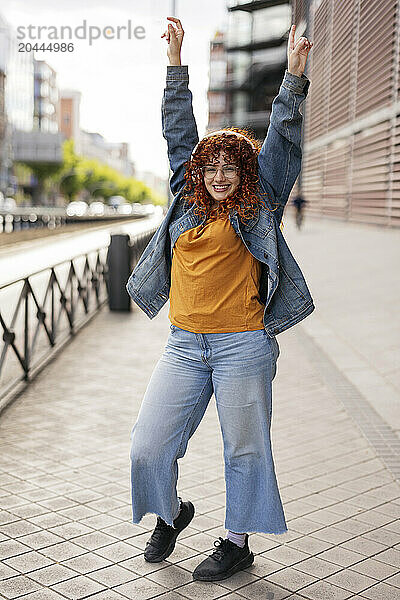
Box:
[287,24,313,78]
[161,17,184,66]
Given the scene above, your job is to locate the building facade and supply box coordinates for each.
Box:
[0,12,34,197]
[208,0,399,228]
[294,0,399,227]
[59,90,136,176]
[59,89,82,153]
[79,130,135,177]
[34,60,59,133]
[207,31,228,131]
[208,0,293,140]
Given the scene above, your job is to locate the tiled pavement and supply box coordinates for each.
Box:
[285,215,400,437]
[0,219,399,600]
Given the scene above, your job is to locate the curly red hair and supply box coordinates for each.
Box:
[182,127,276,224]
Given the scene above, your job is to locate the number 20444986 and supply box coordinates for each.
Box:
[18,42,74,52]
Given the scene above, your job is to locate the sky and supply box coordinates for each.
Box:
[2,0,228,180]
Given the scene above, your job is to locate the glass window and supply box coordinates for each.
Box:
[252,5,291,44]
[252,44,287,69]
[227,52,251,86]
[232,91,247,115]
[5,35,34,130]
[41,81,49,97]
[210,59,227,87]
[209,94,226,113]
[44,102,55,115]
[227,10,252,47]
[50,88,58,103]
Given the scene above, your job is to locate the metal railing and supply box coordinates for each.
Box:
[0,207,149,233]
[0,226,157,413]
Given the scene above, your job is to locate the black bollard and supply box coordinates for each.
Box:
[106,234,131,311]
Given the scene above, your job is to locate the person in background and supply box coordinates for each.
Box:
[292,191,308,229]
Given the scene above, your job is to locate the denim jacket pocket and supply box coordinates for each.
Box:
[249,220,273,238]
[242,206,274,238]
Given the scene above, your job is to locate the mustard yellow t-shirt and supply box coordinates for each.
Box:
[168,213,265,333]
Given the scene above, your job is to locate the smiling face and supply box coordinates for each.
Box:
[203,151,241,203]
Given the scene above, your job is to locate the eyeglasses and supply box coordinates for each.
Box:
[201,165,239,180]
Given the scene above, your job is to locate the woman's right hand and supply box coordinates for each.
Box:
[161,16,184,66]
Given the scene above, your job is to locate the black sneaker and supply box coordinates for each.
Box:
[192,534,254,581]
[143,497,195,563]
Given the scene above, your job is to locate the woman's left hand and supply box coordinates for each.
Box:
[287,24,313,78]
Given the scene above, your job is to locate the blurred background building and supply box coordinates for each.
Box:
[297,0,399,227]
[0,12,34,197]
[207,30,228,130]
[79,131,136,177]
[138,170,168,198]
[208,0,399,228]
[58,89,81,150]
[208,0,294,138]
[34,60,58,133]
[0,12,138,205]
[59,91,136,177]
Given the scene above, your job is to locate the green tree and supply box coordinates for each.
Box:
[29,138,167,206]
[19,162,63,205]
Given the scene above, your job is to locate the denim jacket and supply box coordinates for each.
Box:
[126,65,315,337]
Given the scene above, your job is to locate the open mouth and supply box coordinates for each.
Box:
[212,184,230,193]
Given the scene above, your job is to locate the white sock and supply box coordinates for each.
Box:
[227,530,246,548]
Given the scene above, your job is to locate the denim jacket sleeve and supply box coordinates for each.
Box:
[162,65,199,197]
[258,69,310,225]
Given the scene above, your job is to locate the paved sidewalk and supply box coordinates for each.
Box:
[283,214,400,434]
[0,218,399,600]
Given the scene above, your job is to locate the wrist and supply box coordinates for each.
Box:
[166,64,188,82]
[287,69,303,78]
[169,56,181,66]
[283,69,310,94]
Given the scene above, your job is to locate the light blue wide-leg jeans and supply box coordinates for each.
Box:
[129,324,288,535]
